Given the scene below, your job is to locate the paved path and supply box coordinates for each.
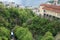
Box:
[11,30,16,40]
[11,37,16,40]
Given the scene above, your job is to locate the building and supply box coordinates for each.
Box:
[0,1,16,8]
[32,8,40,15]
[39,0,60,19]
[0,1,25,8]
[40,4,60,19]
[5,2,16,8]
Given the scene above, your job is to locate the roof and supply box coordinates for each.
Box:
[40,4,60,13]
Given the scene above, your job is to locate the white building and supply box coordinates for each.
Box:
[39,0,60,19]
[32,8,40,15]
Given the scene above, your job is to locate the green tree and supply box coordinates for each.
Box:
[2,37,8,40]
[46,21,60,36]
[41,31,54,40]
[0,37,2,40]
[0,37,8,40]
[14,26,33,40]
[0,27,10,40]
[23,16,50,36]
[7,8,35,29]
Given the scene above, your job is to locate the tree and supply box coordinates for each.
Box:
[2,37,8,40]
[47,0,60,4]
[0,37,2,40]
[46,21,60,36]
[47,0,54,3]
[0,37,8,40]
[7,8,35,29]
[23,16,50,36]
[14,26,33,40]
[0,27,10,40]
[41,31,54,40]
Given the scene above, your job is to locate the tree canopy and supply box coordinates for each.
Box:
[14,26,33,40]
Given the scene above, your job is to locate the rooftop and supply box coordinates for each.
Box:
[40,4,60,13]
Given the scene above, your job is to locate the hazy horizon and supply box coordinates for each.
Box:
[0,0,48,7]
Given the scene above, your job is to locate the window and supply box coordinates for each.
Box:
[44,14,46,16]
[57,18,60,20]
[49,15,51,17]
[53,16,55,18]
[44,10,46,12]
[46,14,48,16]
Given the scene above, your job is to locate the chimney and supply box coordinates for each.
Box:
[53,0,58,5]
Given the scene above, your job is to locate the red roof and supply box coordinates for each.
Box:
[40,4,60,13]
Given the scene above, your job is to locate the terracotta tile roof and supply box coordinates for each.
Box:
[40,4,60,13]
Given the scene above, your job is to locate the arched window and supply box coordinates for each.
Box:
[44,10,46,12]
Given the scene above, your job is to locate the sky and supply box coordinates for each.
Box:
[0,0,48,7]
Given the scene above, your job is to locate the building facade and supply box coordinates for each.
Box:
[40,4,60,19]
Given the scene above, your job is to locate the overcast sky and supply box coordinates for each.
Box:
[0,0,48,7]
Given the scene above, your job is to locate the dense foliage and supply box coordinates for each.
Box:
[41,31,54,40]
[0,4,60,40]
[0,4,35,29]
[0,27,10,40]
[23,16,60,37]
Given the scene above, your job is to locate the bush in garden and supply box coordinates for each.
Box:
[14,26,33,40]
[41,31,54,40]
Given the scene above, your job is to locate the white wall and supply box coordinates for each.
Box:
[39,6,44,16]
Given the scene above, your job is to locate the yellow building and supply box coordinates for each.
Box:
[40,4,60,19]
